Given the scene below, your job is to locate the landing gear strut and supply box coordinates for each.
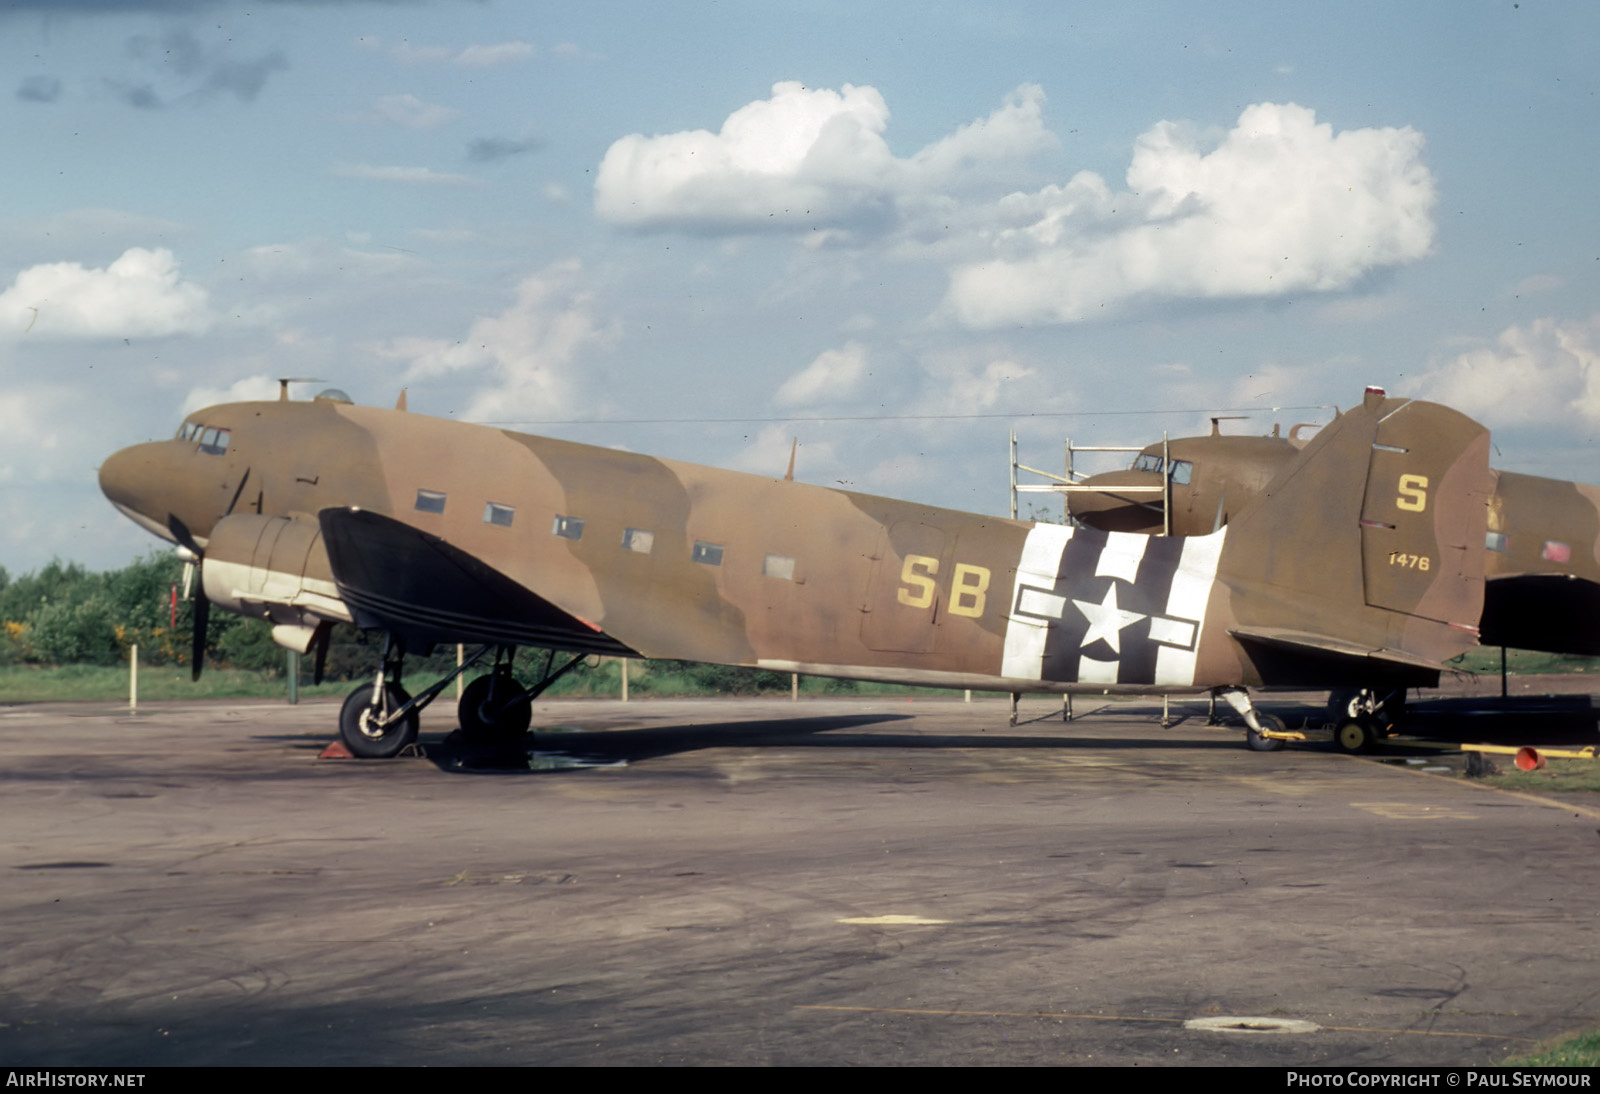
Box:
[339,635,426,758]
[340,681,417,758]
[458,647,533,744]
[335,638,596,758]
[338,635,489,759]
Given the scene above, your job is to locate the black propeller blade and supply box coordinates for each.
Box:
[169,472,253,683]
[191,580,210,682]
[167,514,211,681]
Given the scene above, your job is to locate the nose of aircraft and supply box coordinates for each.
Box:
[99,441,180,544]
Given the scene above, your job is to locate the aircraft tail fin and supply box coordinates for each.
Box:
[1219,387,1491,683]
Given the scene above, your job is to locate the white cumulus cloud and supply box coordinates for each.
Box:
[594,82,1052,236]
[775,342,870,407]
[1411,315,1600,427]
[0,247,210,339]
[376,261,616,423]
[180,375,282,416]
[943,102,1435,327]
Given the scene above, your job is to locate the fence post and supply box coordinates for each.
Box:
[128,644,138,714]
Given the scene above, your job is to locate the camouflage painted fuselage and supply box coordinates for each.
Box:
[100,389,1490,694]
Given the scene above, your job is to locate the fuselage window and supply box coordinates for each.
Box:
[198,428,230,456]
[692,541,724,566]
[621,528,654,553]
[415,489,447,514]
[552,515,584,539]
[1486,531,1508,553]
[763,554,796,580]
[485,502,516,527]
[1542,541,1571,563]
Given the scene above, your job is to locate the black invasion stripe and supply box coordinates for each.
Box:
[1037,526,1108,684]
[1116,536,1185,685]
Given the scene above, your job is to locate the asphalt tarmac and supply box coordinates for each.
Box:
[1,690,1597,1066]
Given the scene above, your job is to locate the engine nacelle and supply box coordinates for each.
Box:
[201,514,351,651]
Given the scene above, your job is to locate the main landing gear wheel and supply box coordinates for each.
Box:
[1246,712,1288,752]
[340,683,419,759]
[1334,719,1378,755]
[458,671,533,744]
[1327,687,1405,729]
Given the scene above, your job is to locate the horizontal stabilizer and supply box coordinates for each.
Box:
[1230,626,1444,674]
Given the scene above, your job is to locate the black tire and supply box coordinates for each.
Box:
[457,672,532,743]
[340,683,419,759]
[1245,712,1288,752]
[1334,718,1376,754]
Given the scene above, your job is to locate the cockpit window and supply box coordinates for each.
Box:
[1130,453,1192,484]
[197,427,231,456]
[176,421,200,442]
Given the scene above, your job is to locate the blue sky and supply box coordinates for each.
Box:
[4,0,1599,571]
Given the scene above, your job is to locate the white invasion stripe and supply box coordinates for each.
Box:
[1079,656,1120,684]
[1147,616,1196,648]
[1016,586,1068,619]
[1017,522,1074,581]
[1001,523,1073,681]
[1096,531,1148,584]
[1154,529,1227,686]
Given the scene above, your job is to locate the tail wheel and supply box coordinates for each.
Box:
[1245,712,1288,752]
[340,683,419,759]
[1334,718,1377,754]
[458,671,533,743]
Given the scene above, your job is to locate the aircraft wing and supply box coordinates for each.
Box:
[318,507,636,656]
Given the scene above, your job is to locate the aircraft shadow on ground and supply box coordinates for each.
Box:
[418,708,1261,774]
[261,693,1599,773]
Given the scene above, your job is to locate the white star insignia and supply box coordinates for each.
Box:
[1072,583,1147,654]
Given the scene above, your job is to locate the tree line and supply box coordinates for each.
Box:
[0,553,858,695]
[0,553,265,670]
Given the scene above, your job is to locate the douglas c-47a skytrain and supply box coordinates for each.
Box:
[100,383,1491,758]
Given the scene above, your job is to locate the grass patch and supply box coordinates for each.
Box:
[1479,756,1600,793]
[0,663,348,703]
[1505,1026,1600,1066]
[0,660,1029,705]
[1448,648,1600,675]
